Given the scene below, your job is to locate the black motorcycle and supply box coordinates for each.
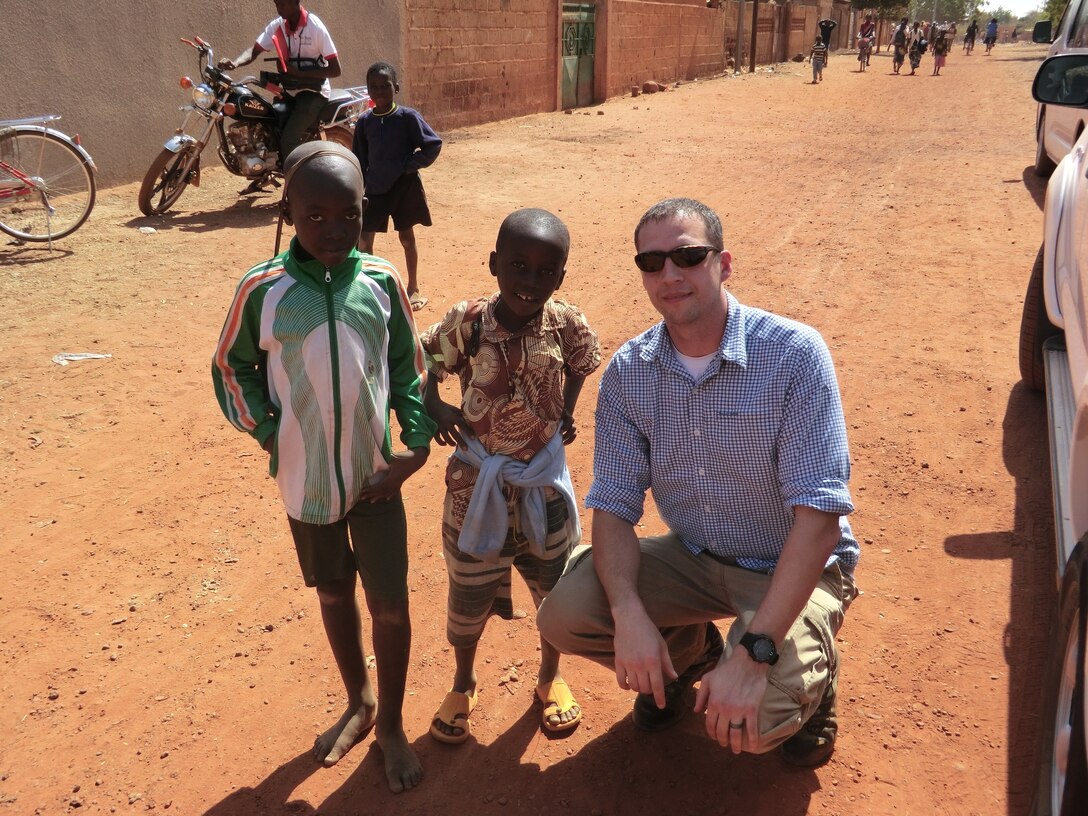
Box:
[138,36,370,216]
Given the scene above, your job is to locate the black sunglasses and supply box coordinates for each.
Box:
[634,245,719,273]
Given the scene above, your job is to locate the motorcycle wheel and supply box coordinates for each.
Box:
[138,146,196,217]
[322,126,354,150]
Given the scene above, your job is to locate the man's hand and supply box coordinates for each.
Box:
[358,447,429,502]
[613,606,678,709]
[217,57,238,70]
[694,649,770,752]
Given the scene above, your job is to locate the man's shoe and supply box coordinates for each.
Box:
[780,681,837,767]
[632,622,725,732]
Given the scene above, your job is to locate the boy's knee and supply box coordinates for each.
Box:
[315,578,356,606]
[397,229,416,248]
[368,596,410,626]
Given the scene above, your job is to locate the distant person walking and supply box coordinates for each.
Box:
[932,27,950,75]
[818,17,838,46]
[908,32,927,75]
[809,34,829,83]
[892,18,909,74]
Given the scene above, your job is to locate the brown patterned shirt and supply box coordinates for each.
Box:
[422,294,601,526]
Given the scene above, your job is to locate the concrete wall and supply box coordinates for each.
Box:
[405,0,559,131]
[602,0,725,97]
[0,0,403,186]
[0,0,850,186]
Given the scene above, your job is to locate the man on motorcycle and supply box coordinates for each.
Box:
[218,1,341,189]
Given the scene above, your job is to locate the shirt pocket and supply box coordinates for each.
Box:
[704,410,778,478]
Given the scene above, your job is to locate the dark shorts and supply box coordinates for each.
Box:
[287,494,409,600]
[362,171,432,233]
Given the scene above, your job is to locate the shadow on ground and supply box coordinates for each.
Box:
[201,705,822,816]
[126,194,281,234]
[1022,165,1048,211]
[943,382,1056,815]
[0,243,75,263]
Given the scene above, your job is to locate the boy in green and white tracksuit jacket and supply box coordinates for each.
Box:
[212,239,435,525]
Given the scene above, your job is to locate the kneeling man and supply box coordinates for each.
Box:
[538,198,859,767]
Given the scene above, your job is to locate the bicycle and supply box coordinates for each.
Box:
[0,115,97,247]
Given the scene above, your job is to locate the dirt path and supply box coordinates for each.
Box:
[0,43,1053,815]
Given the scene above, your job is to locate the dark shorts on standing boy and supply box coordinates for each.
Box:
[361,171,433,233]
[288,494,410,601]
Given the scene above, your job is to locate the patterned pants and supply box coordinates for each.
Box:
[442,486,577,647]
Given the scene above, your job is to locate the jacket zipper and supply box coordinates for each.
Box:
[325,266,346,514]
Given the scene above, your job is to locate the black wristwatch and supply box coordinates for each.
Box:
[740,632,780,666]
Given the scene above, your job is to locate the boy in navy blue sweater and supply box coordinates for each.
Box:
[353,62,442,311]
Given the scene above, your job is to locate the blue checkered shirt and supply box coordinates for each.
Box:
[586,292,858,574]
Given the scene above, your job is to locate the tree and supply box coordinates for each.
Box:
[851,0,910,22]
[978,5,1018,22]
[906,0,979,22]
[1042,0,1066,24]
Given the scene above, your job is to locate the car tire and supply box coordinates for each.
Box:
[1020,245,1063,392]
[1031,539,1087,816]
[1037,109,1058,178]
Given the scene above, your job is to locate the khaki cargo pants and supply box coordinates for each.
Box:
[536,533,858,752]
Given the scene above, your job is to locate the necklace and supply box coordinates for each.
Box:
[372,102,398,124]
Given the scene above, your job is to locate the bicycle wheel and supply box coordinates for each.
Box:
[0,129,96,242]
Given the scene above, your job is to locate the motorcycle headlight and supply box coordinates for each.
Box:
[191,84,217,110]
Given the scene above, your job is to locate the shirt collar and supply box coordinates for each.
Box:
[641,290,749,370]
[283,238,361,286]
[482,293,558,339]
[283,6,309,35]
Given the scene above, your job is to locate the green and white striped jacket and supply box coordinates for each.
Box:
[212,240,435,524]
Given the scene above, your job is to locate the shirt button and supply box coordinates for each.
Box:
[704,506,712,513]
[693,429,701,437]
[698,468,706,476]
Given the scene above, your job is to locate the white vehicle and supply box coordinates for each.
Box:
[1034,9,1088,176]
[1022,53,1088,816]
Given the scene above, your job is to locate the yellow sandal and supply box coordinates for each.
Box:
[430,689,477,744]
[536,678,582,733]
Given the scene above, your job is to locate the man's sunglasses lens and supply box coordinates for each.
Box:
[634,245,716,273]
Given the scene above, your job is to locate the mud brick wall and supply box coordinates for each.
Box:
[604,0,726,97]
[0,0,402,187]
[405,0,559,131]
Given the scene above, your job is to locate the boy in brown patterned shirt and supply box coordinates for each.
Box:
[421,208,600,744]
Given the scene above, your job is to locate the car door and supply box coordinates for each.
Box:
[1047,2,1088,163]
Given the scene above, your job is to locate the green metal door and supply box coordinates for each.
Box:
[561,4,595,109]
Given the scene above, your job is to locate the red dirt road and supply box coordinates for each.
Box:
[0,43,1054,815]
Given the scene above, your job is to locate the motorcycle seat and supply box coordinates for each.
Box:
[320,90,357,121]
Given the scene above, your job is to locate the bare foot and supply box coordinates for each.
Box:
[313,703,377,767]
[377,726,423,793]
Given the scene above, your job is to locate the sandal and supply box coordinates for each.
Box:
[409,293,428,311]
[430,689,477,744]
[536,678,582,733]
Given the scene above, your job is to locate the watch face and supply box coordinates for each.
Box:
[753,638,775,661]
